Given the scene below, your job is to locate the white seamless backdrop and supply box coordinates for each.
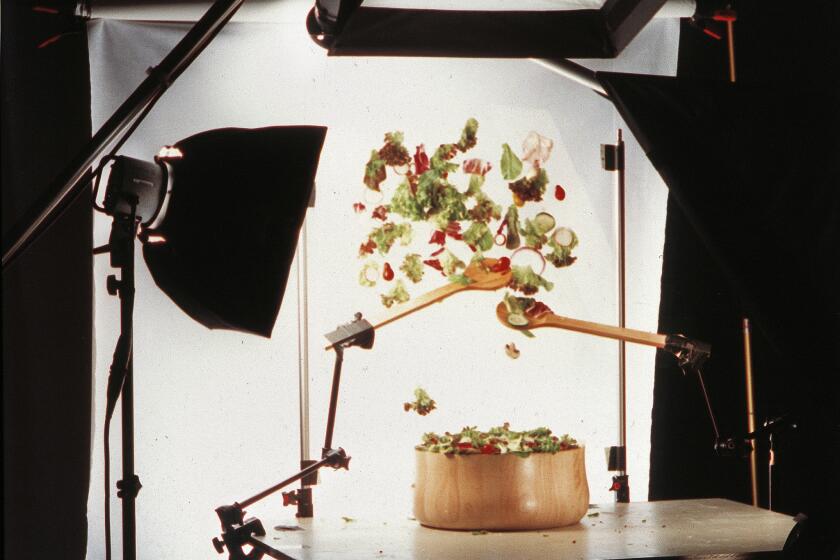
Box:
[87,6,677,558]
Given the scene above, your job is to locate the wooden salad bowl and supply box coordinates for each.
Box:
[414,447,589,531]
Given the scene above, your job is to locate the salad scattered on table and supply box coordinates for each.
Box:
[417,423,578,456]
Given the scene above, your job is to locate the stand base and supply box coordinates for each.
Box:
[610,474,630,503]
[213,505,295,560]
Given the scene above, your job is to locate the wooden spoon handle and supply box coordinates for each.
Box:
[542,314,667,348]
[324,282,466,350]
[371,281,466,330]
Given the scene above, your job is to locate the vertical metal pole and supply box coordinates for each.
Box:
[616,129,628,489]
[742,318,759,507]
[726,19,737,83]
[602,130,629,502]
[297,221,312,464]
[768,433,775,511]
[296,218,315,518]
[121,359,137,560]
[116,212,139,560]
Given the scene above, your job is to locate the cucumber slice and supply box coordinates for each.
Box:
[534,212,555,234]
[507,313,530,327]
[552,227,576,247]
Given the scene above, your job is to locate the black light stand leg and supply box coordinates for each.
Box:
[119,359,140,560]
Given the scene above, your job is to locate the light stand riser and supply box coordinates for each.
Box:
[103,210,142,560]
[602,130,629,502]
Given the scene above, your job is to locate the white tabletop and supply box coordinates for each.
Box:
[255,498,795,559]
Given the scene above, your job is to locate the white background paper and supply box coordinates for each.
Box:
[87,4,678,557]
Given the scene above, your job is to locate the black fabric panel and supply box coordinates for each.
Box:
[597,70,840,519]
[1,2,93,560]
[328,8,615,57]
[649,195,753,503]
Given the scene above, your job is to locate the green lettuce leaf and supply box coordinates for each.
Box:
[500,143,523,181]
[466,174,485,197]
[503,291,536,316]
[545,230,579,268]
[509,265,554,295]
[404,387,436,416]
[364,149,386,191]
[358,261,379,287]
[369,222,413,255]
[463,221,494,251]
[400,253,424,283]
[440,249,466,276]
[448,273,474,286]
[522,218,548,249]
[467,191,502,223]
[457,118,479,152]
[508,168,549,203]
[389,179,426,221]
[381,279,410,308]
[504,204,521,249]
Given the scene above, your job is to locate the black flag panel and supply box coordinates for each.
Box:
[598,71,839,523]
[316,0,667,58]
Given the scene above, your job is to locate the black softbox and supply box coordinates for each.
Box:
[142,126,327,338]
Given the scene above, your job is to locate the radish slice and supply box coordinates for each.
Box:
[511,246,546,276]
[552,227,575,247]
[494,233,507,246]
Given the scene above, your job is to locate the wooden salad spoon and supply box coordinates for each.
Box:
[325,258,512,350]
[495,302,667,349]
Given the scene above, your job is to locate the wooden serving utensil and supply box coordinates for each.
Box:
[325,259,512,350]
[495,302,667,348]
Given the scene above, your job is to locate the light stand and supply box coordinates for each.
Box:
[98,202,142,560]
[213,314,374,560]
[602,129,629,502]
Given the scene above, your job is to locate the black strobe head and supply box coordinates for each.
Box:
[102,155,169,226]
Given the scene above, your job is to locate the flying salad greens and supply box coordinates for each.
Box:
[417,423,578,456]
[404,387,437,416]
[354,120,579,314]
